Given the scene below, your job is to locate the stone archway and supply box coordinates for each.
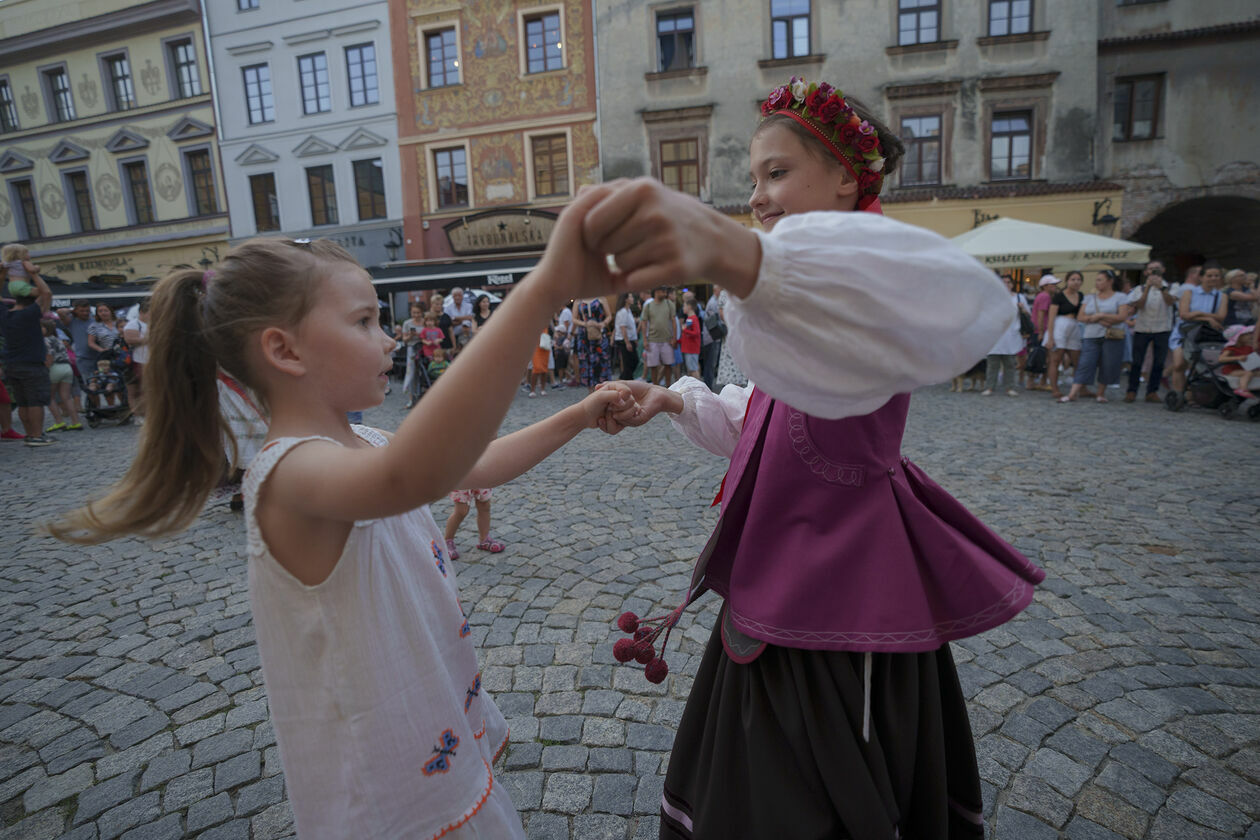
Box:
[1132,195,1260,274]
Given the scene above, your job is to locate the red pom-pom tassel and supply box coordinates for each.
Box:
[633,627,652,642]
[617,612,639,633]
[634,643,656,665]
[645,657,669,683]
[613,638,637,663]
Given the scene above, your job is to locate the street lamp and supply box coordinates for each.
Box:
[1092,198,1119,237]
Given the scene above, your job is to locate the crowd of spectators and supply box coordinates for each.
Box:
[973,260,1258,405]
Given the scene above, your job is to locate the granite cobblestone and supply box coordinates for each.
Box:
[1,386,1257,838]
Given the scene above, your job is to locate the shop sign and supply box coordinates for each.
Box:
[444,209,558,255]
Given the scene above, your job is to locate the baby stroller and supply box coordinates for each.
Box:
[1164,323,1256,419]
[81,348,132,427]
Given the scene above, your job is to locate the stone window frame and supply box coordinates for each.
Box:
[38,61,76,124]
[418,23,462,90]
[649,2,702,77]
[344,42,380,108]
[181,143,220,217]
[980,89,1049,183]
[297,51,333,116]
[241,62,276,125]
[517,4,567,77]
[250,171,281,232]
[0,75,20,133]
[897,110,949,187]
[117,155,155,227]
[61,166,97,233]
[305,163,340,227]
[769,0,813,61]
[162,33,203,100]
[523,127,573,202]
[897,0,942,46]
[885,84,957,188]
[97,47,137,112]
[427,139,473,213]
[7,177,43,239]
[1112,72,1164,142]
[986,0,1032,37]
[643,105,712,202]
[352,157,388,221]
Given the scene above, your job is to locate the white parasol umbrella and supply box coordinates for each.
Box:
[950,217,1151,271]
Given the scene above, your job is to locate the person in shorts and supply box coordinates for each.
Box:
[640,286,676,386]
[42,318,82,431]
[0,267,55,445]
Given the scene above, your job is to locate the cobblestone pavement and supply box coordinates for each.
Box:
[1,381,1258,840]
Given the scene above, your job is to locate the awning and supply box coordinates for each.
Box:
[368,256,538,292]
[950,217,1151,270]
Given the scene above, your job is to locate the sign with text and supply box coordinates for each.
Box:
[444,209,558,255]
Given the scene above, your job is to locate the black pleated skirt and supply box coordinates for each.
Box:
[660,619,985,840]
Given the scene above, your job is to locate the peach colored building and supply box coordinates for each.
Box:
[387,0,599,275]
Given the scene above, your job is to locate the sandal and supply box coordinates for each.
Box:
[1057,395,1075,403]
[445,538,460,561]
[1096,396,1108,403]
[476,537,505,553]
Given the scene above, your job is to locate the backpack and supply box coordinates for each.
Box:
[704,306,727,340]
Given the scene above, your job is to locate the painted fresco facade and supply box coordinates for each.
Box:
[390,0,599,261]
[0,0,227,285]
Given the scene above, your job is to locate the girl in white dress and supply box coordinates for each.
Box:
[50,194,629,839]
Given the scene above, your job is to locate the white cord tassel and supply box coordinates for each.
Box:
[862,651,873,743]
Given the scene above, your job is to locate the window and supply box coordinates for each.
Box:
[298,53,332,114]
[11,179,42,239]
[898,0,939,46]
[426,28,460,88]
[65,171,97,232]
[169,38,202,98]
[250,173,280,231]
[988,0,1031,36]
[352,159,387,221]
[123,160,154,225]
[0,81,18,132]
[656,10,695,72]
[771,0,810,59]
[45,67,76,122]
[104,54,136,111]
[306,164,338,225]
[524,12,563,73]
[1114,75,1161,141]
[345,43,379,106]
[242,64,274,124]
[186,149,218,215]
[433,147,468,208]
[900,115,942,186]
[990,111,1032,180]
[238,0,259,9]
[660,139,700,196]
[531,134,569,198]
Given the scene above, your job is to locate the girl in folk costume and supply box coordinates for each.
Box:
[590,77,1046,839]
[48,214,629,839]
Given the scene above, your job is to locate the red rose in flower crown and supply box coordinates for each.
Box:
[758,77,887,200]
[816,94,844,124]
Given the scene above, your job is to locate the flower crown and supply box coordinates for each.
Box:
[760,77,886,200]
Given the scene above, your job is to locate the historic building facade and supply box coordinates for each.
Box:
[0,0,227,286]
[1096,1,1259,271]
[205,0,405,268]
[388,0,600,271]
[594,0,1120,242]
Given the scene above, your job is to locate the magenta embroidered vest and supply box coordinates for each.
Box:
[692,388,1045,658]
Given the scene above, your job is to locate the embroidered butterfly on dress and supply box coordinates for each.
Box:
[431,540,446,576]
[457,598,470,637]
[464,673,482,712]
[422,728,459,776]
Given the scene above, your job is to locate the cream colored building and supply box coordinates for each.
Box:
[0,0,227,287]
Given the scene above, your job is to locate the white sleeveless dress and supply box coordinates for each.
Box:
[243,426,522,839]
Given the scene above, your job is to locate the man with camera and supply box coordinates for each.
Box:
[1124,259,1178,403]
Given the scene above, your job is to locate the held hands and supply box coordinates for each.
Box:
[533,178,763,305]
[592,381,678,434]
